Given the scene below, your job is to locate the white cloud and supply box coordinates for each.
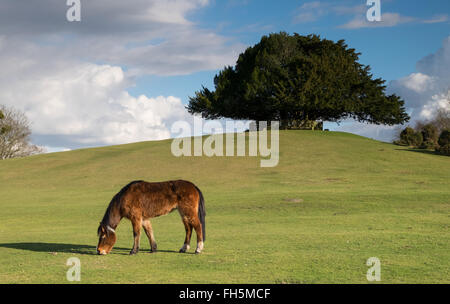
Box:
[332,4,366,16]
[416,37,450,81]
[0,0,244,76]
[293,1,366,24]
[139,0,210,25]
[0,0,210,34]
[294,1,448,31]
[293,1,327,24]
[337,9,448,30]
[0,34,247,149]
[0,0,246,149]
[419,92,450,120]
[0,54,192,147]
[387,73,437,110]
[44,146,71,153]
[422,14,449,24]
[389,36,450,120]
[331,121,400,142]
[339,12,416,29]
[395,73,436,94]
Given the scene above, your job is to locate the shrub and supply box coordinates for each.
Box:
[438,129,450,147]
[419,124,439,149]
[438,144,450,156]
[398,127,423,147]
[420,139,436,149]
[436,129,450,156]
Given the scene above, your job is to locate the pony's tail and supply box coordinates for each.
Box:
[195,186,206,242]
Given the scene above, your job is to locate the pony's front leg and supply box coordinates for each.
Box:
[130,218,142,255]
[142,219,157,253]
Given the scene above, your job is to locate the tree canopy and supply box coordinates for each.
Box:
[187,32,410,129]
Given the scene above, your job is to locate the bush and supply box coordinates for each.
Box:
[419,124,438,149]
[397,127,423,147]
[438,129,450,147]
[420,139,436,149]
[438,143,450,156]
[436,129,450,156]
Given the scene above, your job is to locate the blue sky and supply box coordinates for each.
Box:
[0,0,449,150]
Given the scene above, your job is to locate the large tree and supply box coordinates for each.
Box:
[188,32,410,129]
[0,105,44,159]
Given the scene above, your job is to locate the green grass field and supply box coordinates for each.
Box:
[0,131,448,283]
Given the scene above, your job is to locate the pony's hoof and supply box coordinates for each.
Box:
[179,244,190,253]
[151,245,157,252]
[195,242,204,254]
[129,250,138,255]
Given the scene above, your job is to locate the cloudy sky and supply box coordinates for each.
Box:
[0,0,449,151]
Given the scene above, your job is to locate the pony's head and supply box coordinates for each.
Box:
[96,223,117,255]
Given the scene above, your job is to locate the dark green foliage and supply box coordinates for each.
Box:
[188,32,410,128]
[421,139,437,150]
[0,125,11,135]
[419,124,439,149]
[438,144,450,156]
[281,119,323,130]
[436,129,450,155]
[0,109,7,135]
[398,127,423,147]
[438,129,450,147]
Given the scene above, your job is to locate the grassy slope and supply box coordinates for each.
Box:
[0,131,448,284]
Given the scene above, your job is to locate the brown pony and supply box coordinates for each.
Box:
[96,180,206,255]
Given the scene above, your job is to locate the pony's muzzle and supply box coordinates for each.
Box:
[97,249,107,255]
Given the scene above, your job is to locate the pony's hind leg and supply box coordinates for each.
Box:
[179,216,192,253]
[192,217,204,254]
[142,219,157,253]
[130,217,142,255]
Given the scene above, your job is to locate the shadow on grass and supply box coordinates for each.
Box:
[0,243,186,255]
[395,148,442,156]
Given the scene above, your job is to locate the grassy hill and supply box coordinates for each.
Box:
[0,131,448,283]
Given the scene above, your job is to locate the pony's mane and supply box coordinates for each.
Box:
[99,180,144,233]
